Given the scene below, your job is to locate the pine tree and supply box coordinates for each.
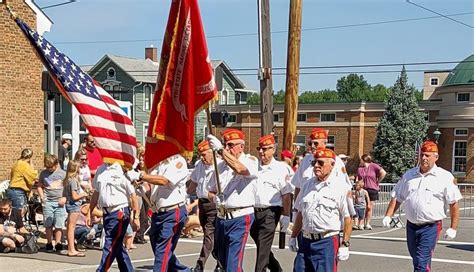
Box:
[372,67,428,182]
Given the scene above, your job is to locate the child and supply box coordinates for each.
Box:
[63,160,88,257]
[353,180,370,230]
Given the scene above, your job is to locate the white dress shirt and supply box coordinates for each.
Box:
[190,158,222,199]
[295,175,349,234]
[255,158,293,208]
[393,165,462,224]
[209,153,258,208]
[149,154,188,209]
[93,162,135,209]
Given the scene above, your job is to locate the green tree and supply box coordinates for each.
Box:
[372,67,428,182]
[336,74,371,101]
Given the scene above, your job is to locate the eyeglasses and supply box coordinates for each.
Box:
[256,146,274,152]
[226,142,241,148]
[307,141,319,147]
[80,158,88,161]
[311,160,326,167]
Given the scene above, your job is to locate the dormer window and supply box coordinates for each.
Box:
[107,67,116,80]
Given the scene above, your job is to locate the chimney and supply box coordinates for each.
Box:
[145,46,157,62]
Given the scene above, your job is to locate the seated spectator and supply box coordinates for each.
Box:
[75,203,102,249]
[182,198,201,238]
[6,148,38,215]
[37,154,67,253]
[0,199,28,253]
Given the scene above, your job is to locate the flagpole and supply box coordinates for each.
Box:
[5,5,18,19]
[205,104,225,213]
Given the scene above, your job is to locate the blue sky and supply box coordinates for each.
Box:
[38,0,473,93]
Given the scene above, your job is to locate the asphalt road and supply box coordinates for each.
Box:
[1,218,473,271]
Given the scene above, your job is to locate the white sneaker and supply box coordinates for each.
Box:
[365,224,372,230]
[86,228,96,240]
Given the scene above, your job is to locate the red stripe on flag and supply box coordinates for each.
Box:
[87,127,137,146]
[74,103,133,126]
[98,149,136,165]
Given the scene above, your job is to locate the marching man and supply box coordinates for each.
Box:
[289,148,352,271]
[383,140,462,272]
[89,162,140,272]
[187,140,221,272]
[137,153,190,271]
[207,129,258,272]
[251,134,293,272]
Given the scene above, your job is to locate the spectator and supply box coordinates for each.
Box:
[0,199,27,253]
[63,160,88,257]
[75,203,102,249]
[6,148,38,214]
[58,133,73,170]
[292,156,301,172]
[134,146,150,245]
[84,135,102,178]
[37,154,67,253]
[75,149,92,193]
[338,154,349,165]
[353,181,370,230]
[281,149,294,167]
[357,154,386,230]
[182,198,201,238]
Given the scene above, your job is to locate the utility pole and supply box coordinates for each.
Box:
[283,0,303,152]
[257,0,273,136]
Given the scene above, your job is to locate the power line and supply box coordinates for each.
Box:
[53,12,474,44]
[406,0,473,29]
[40,0,76,10]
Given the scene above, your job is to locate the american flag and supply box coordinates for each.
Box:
[15,18,137,168]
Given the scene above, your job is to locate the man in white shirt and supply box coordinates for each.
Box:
[384,140,462,272]
[187,140,221,272]
[289,148,352,271]
[138,153,190,271]
[89,162,140,272]
[251,134,293,272]
[207,129,258,272]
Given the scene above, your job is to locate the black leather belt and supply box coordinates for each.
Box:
[198,198,211,203]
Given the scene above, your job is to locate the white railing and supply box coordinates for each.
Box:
[372,183,474,219]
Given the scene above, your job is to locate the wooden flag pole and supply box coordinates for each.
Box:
[205,105,225,214]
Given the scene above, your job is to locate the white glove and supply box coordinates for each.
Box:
[337,246,350,261]
[444,228,457,240]
[207,134,223,151]
[126,170,141,181]
[289,237,298,252]
[214,194,225,207]
[280,215,290,232]
[382,216,392,228]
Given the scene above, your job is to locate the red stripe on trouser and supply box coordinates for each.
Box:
[161,208,180,272]
[332,236,340,272]
[427,221,442,272]
[104,213,124,271]
[237,215,251,272]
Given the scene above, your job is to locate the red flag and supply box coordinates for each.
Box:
[145,0,217,169]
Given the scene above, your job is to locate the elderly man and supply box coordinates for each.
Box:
[251,135,293,272]
[207,129,258,272]
[289,148,352,271]
[137,153,190,271]
[383,140,462,272]
[188,140,221,272]
[89,163,140,272]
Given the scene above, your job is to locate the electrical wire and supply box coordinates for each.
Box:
[406,0,473,29]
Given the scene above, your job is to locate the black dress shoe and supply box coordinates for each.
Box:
[134,237,148,244]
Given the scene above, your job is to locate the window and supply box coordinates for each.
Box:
[143,125,148,144]
[429,77,439,86]
[297,113,307,122]
[424,111,429,122]
[454,128,468,136]
[55,125,62,141]
[144,85,152,111]
[221,90,228,105]
[107,67,116,80]
[453,141,467,173]
[457,93,470,102]
[328,135,335,145]
[273,114,279,122]
[235,93,241,105]
[228,114,237,123]
[104,85,111,91]
[112,92,121,101]
[320,113,336,122]
[54,95,62,113]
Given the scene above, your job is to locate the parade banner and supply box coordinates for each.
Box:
[145,0,217,169]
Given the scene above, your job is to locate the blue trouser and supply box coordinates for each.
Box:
[407,221,442,272]
[149,205,189,272]
[6,188,27,210]
[215,213,254,272]
[97,207,133,272]
[293,235,339,272]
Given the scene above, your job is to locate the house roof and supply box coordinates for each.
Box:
[211,60,246,89]
[107,55,159,83]
[442,54,474,87]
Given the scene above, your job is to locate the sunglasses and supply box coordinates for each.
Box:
[226,142,241,148]
[256,146,273,152]
[307,141,319,147]
[311,160,326,167]
[80,158,88,161]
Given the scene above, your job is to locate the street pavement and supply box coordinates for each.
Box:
[0,218,473,271]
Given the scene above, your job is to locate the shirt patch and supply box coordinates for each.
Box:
[176,161,183,169]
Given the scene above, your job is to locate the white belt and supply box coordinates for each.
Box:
[302,230,340,241]
[217,207,254,219]
[103,203,128,213]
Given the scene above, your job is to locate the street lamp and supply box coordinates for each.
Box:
[433,128,441,144]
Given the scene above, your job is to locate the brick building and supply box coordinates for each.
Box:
[0,0,51,180]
